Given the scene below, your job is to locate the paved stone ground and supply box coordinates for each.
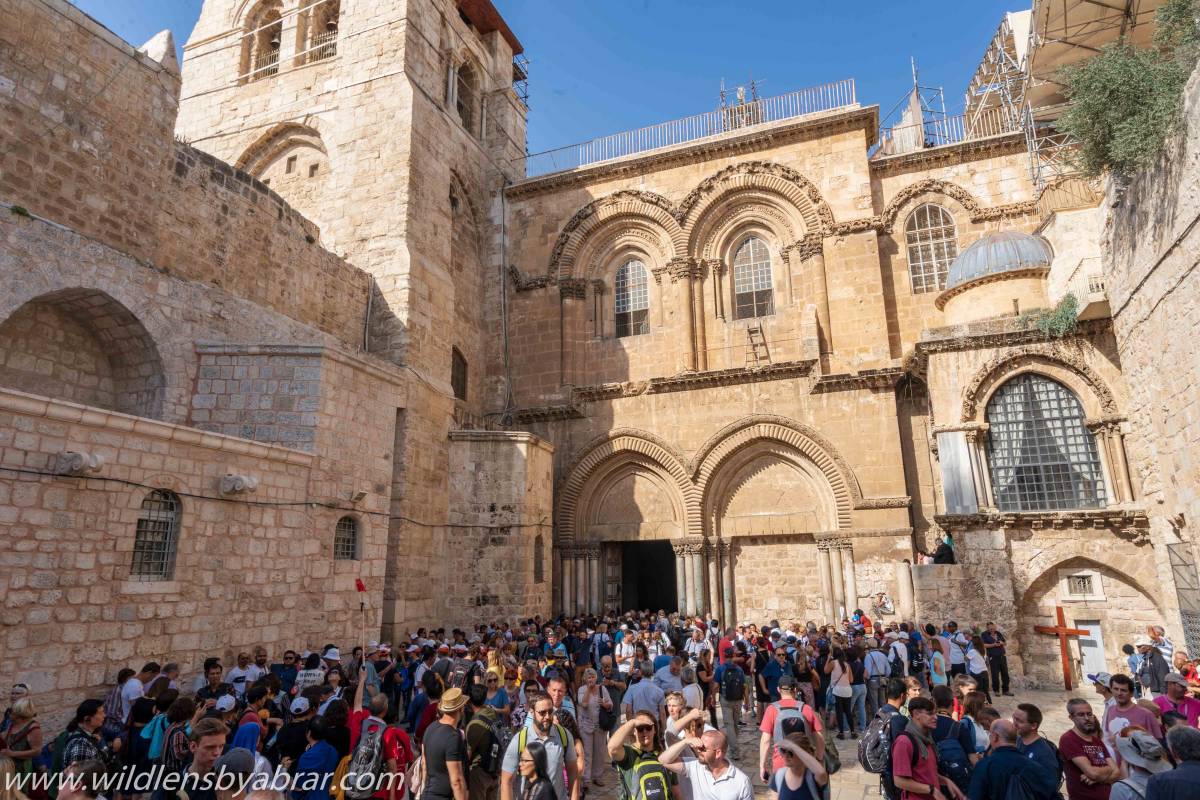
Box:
[588,688,1087,800]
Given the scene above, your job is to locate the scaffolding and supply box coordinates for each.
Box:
[964,11,1032,134]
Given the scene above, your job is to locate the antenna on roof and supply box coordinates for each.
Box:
[719,78,727,110]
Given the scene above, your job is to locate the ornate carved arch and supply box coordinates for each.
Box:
[694,194,804,262]
[678,161,835,240]
[556,429,699,544]
[235,121,328,175]
[576,218,672,283]
[961,345,1119,423]
[880,178,1037,233]
[548,191,685,281]
[693,415,861,529]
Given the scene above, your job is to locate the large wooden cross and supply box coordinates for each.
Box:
[1034,605,1090,690]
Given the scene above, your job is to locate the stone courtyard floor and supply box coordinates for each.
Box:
[588,687,1087,800]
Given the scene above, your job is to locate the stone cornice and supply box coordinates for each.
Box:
[935,508,1150,541]
[810,367,904,394]
[0,386,315,466]
[571,359,817,403]
[912,318,1111,362]
[869,132,1027,175]
[506,106,879,200]
[510,404,585,424]
[853,496,911,510]
[448,429,555,455]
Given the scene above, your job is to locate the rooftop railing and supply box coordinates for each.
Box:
[516,79,857,178]
[872,106,1021,158]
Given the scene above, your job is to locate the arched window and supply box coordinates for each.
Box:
[242,1,283,82]
[534,534,545,583]
[904,204,958,293]
[732,236,774,319]
[454,63,479,136]
[131,490,181,581]
[334,516,360,560]
[614,259,650,338]
[303,0,340,63]
[985,374,1107,512]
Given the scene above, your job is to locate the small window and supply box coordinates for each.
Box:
[131,490,181,581]
[1067,574,1094,596]
[451,347,468,401]
[614,259,650,338]
[904,204,958,293]
[334,515,359,560]
[534,534,545,583]
[286,155,297,174]
[732,236,774,319]
[455,63,479,136]
[308,163,319,178]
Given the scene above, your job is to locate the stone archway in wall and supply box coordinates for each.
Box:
[236,122,332,236]
[1018,556,1161,687]
[694,416,859,625]
[0,288,166,418]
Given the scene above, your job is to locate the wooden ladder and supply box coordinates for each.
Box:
[745,323,771,368]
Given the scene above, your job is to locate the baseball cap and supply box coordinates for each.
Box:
[214,695,236,713]
[213,747,255,781]
[778,675,796,689]
[290,697,311,715]
[1086,672,1113,687]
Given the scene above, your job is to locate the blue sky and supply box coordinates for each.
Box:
[74,0,1019,154]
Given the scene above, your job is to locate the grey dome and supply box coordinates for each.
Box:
[944,231,1053,290]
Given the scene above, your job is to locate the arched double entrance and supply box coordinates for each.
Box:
[555,418,856,621]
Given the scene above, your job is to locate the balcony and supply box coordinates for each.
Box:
[871,106,1022,159]
[515,79,858,178]
[1063,256,1109,320]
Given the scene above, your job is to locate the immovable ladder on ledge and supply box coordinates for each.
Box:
[745,324,771,368]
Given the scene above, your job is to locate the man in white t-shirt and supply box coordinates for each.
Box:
[943,622,970,677]
[660,729,753,800]
[225,652,255,698]
[119,662,160,723]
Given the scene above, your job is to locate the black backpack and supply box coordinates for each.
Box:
[447,658,473,689]
[720,664,745,702]
[932,721,972,793]
[466,713,508,776]
[888,645,905,679]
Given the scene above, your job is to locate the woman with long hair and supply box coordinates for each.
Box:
[294,653,325,694]
[966,637,992,704]
[792,652,818,709]
[518,739,557,800]
[0,698,41,780]
[0,756,29,800]
[694,649,718,729]
[822,647,855,739]
[929,638,948,687]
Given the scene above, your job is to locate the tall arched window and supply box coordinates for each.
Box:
[131,490,181,581]
[614,259,650,338]
[454,63,479,136]
[334,516,360,560]
[301,0,340,63]
[904,204,958,293]
[732,236,774,319]
[985,374,1107,512]
[242,0,283,82]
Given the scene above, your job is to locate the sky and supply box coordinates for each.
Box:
[74,0,1020,154]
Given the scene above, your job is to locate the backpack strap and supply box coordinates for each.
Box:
[1115,779,1145,799]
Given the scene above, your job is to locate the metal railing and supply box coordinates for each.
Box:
[309,29,338,62]
[517,79,857,177]
[873,106,1020,158]
[1064,256,1105,300]
[250,47,280,81]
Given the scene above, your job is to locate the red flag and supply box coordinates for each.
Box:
[355,578,366,593]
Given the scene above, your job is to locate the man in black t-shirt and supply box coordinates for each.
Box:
[421,687,468,800]
[980,622,1011,696]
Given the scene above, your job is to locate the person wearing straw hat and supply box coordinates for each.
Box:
[422,687,469,800]
[1110,729,1172,800]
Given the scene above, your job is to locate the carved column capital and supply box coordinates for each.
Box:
[671,541,688,557]
[590,279,606,295]
[666,257,701,282]
[786,233,825,262]
[702,258,724,278]
[582,544,602,560]
[717,539,732,555]
[559,278,588,299]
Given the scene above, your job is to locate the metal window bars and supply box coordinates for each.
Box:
[131,490,181,581]
[615,259,650,338]
[904,204,958,294]
[334,516,359,560]
[309,28,338,62]
[516,79,857,177]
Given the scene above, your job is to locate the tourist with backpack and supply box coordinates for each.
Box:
[889,698,965,800]
[659,729,752,800]
[466,685,506,800]
[606,712,674,800]
[929,687,976,796]
[346,677,412,800]
[57,701,110,772]
[1012,704,1062,794]
[965,720,1058,800]
[766,733,828,800]
[500,693,577,800]
[864,639,892,718]
[866,679,911,800]
[714,647,746,759]
[757,676,826,783]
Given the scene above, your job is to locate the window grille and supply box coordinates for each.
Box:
[1067,574,1094,596]
[905,204,958,293]
[131,490,181,580]
[252,43,280,80]
[451,347,468,401]
[732,236,774,319]
[985,374,1106,511]
[334,516,359,560]
[615,259,650,337]
[456,65,478,135]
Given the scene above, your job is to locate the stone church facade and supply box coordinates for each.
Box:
[1,0,1198,719]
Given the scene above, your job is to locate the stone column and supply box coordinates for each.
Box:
[561,548,575,616]
[689,544,706,620]
[588,546,602,614]
[817,543,835,623]
[706,542,720,620]
[829,544,846,621]
[673,543,688,614]
[841,541,858,615]
[895,561,915,620]
[965,429,992,509]
[575,551,588,615]
[666,259,699,373]
[719,540,734,626]
[811,249,832,354]
[675,542,692,616]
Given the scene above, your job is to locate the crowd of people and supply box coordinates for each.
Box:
[1,610,1199,800]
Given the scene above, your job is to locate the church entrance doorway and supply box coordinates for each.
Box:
[621,540,677,612]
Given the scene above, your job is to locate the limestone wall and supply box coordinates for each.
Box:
[1105,65,1200,646]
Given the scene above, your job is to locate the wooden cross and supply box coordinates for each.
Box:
[1034,605,1090,690]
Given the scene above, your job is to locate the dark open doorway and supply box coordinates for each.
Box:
[621,540,677,613]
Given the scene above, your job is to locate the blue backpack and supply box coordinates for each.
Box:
[932,721,972,793]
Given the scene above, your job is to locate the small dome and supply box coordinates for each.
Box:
[944,231,1053,290]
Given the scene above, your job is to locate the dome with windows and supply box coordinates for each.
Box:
[936,231,1053,323]
[944,231,1053,290]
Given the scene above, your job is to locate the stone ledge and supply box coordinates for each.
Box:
[195,341,409,391]
[448,429,555,455]
[0,386,314,465]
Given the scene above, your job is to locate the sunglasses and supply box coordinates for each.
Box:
[634,724,656,733]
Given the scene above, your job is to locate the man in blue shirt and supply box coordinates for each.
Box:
[1146,725,1200,800]
[967,719,1057,800]
[759,648,787,702]
[1013,703,1063,790]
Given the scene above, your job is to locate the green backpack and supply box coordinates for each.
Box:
[618,751,670,800]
